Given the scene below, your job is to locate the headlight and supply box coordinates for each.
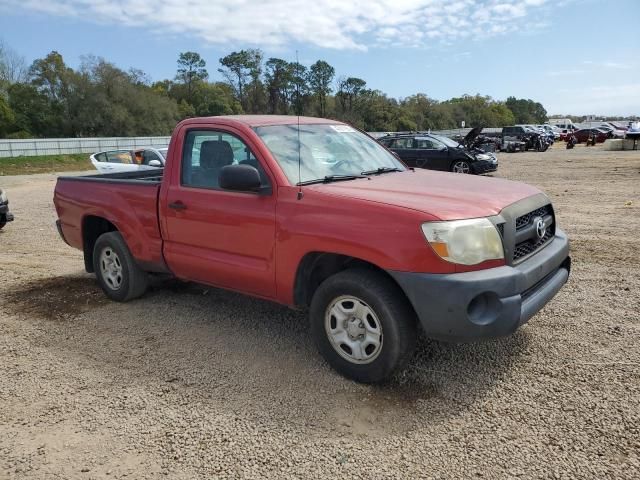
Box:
[421,218,504,265]
[476,153,491,161]
[0,190,6,203]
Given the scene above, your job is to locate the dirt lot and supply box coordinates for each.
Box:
[1,144,639,479]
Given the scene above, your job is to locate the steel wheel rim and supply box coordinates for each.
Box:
[453,161,470,174]
[99,247,123,291]
[324,295,383,365]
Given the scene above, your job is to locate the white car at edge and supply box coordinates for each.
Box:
[90,147,168,174]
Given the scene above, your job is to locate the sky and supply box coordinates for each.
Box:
[1,0,639,116]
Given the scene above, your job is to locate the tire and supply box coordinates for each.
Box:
[0,221,5,230]
[451,160,472,174]
[309,268,417,383]
[92,231,149,302]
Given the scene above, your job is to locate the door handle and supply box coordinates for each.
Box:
[168,201,187,210]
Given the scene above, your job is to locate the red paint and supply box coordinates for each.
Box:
[54,115,542,306]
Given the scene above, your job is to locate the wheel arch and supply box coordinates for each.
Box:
[82,215,118,272]
[292,252,415,312]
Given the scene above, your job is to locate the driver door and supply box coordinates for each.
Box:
[161,128,277,298]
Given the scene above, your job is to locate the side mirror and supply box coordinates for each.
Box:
[148,159,162,167]
[219,164,262,192]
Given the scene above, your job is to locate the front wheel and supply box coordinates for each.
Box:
[93,231,149,302]
[310,268,417,383]
[451,160,472,174]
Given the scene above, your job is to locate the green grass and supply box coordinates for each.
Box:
[0,154,94,176]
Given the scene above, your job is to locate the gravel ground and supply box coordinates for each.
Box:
[1,144,639,479]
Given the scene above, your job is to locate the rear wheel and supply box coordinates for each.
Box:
[310,268,417,383]
[451,160,472,174]
[93,231,148,302]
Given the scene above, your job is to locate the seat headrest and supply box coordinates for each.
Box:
[200,140,234,169]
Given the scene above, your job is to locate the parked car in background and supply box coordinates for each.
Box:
[503,126,551,152]
[572,128,609,144]
[0,188,14,230]
[548,120,576,131]
[601,122,627,132]
[537,125,561,140]
[597,126,625,138]
[559,128,578,141]
[626,122,640,140]
[501,126,528,152]
[518,125,554,150]
[377,132,497,174]
[53,115,570,383]
[90,148,167,174]
[457,127,501,154]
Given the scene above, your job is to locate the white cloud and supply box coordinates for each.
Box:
[4,0,551,50]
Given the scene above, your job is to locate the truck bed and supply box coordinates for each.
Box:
[54,169,166,272]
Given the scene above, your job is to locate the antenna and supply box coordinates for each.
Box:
[296,50,303,200]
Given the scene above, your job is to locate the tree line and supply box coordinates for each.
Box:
[0,42,550,139]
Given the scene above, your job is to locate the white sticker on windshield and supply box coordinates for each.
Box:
[330,125,356,133]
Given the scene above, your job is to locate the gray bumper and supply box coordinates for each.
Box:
[389,229,570,341]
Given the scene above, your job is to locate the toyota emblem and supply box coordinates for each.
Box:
[534,217,546,239]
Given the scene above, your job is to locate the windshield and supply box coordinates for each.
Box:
[430,134,461,148]
[254,124,405,184]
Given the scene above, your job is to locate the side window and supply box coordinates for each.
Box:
[390,138,413,149]
[94,153,107,163]
[414,137,438,149]
[181,130,267,190]
[105,151,132,164]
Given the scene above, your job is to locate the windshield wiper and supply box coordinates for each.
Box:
[360,166,402,175]
[297,174,368,186]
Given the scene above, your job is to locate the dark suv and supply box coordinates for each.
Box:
[377,133,497,174]
[0,188,14,230]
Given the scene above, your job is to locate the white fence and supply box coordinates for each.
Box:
[0,128,511,159]
[0,136,171,158]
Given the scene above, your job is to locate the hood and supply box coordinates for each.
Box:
[309,170,542,220]
[464,127,483,142]
[464,127,483,145]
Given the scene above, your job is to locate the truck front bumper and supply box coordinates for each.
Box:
[388,229,570,341]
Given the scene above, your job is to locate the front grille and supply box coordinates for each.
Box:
[496,222,505,237]
[511,203,555,262]
[515,205,551,231]
[514,229,554,261]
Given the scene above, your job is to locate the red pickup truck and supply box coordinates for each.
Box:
[54,115,570,382]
